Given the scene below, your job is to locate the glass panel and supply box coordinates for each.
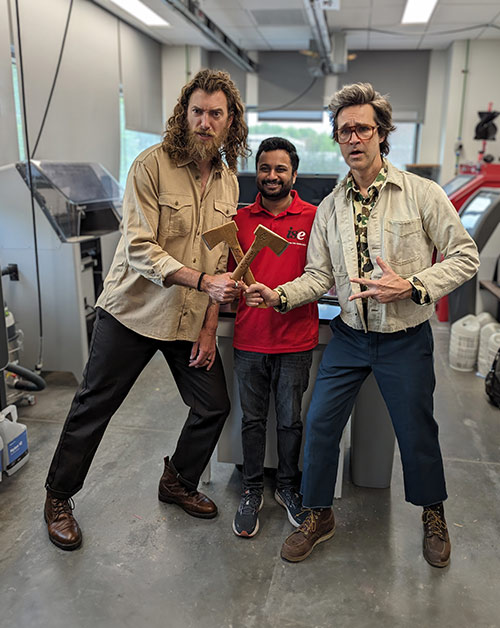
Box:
[442,174,474,197]
[460,191,499,235]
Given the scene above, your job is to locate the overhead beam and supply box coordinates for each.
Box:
[303,0,335,75]
[162,0,258,73]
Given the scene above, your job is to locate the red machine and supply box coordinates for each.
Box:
[436,162,500,321]
[445,162,500,211]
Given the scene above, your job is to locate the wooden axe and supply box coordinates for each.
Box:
[232,224,288,283]
[202,221,257,286]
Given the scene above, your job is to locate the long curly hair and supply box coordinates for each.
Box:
[329,82,396,156]
[162,69,250,172]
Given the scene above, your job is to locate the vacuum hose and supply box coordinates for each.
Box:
[6,362,46,391]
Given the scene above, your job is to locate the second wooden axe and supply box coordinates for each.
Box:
[232,224,288,283]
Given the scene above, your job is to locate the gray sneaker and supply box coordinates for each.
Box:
[233,489,264,538]
[275,487,309,527]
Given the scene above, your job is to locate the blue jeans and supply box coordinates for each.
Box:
[234,348,313,491]
[301,316,447,508]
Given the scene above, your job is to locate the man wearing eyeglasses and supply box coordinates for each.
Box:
[245,83,479,567]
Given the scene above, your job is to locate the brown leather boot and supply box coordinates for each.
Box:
[281,508,336,562]
[422,503,451,567]
[44,492,82,551]
[158,457,217,519]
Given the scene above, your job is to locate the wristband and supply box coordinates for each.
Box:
[197,272,206,292]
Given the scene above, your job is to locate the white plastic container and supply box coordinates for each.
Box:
[449,314,480,371]
[476,312,496,329]
[486,333,500,375]
[0,405,29,476]
[478,322,500,377]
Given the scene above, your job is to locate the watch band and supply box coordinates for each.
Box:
[274,286,288,312]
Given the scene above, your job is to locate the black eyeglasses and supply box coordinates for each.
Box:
[334,124,378,144]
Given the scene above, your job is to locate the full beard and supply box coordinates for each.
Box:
[257,179,293,201]
[185,128,228,163]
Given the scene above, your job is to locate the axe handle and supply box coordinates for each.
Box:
[229,241,266,309]
[232,246,261,283]
[228,243,256,286]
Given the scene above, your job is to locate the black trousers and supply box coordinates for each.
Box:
[45,308,230,499]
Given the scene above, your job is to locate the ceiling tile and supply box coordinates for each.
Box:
[439,0,500,4]
[326,9,371,29]
[346,33,370,49]
[431,4,500,24]
[367,33,421,49]
[205,9,257,28]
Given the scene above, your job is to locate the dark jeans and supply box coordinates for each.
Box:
[234,348,313,492]
[301,316,447,508]
[46,308,230,499]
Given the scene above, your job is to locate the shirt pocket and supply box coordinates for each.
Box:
[158,193,193,238]
[383,218,423,276]
[333,272,356,314]
[212,199,237,227]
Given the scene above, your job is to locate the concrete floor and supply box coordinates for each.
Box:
[1,319,499,628]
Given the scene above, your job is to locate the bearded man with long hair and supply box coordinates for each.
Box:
[43,69,249,551]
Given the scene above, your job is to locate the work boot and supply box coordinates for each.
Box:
[158,457,217,519]
[422,503,451,567]
[281,507,335,562]
[44,492,82,551]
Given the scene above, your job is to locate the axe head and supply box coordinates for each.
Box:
[253,224,288,256]
[202,221,239,250]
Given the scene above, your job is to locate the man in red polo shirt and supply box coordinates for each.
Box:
[232,137,318,537]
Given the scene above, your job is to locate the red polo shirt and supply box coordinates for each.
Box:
[231,190,318,353]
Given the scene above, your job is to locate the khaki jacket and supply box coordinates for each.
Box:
[96,144,238,341]
[280,161,479,333]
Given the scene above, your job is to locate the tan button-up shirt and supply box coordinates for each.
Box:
[96,143,238,341]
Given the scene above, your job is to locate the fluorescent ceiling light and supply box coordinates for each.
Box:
[401,0,438,24]
[109,0,170,26]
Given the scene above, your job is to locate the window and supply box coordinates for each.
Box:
[119,90,161,188]
[11,50,25,161]
[244,111,344,175]
[244,110,419,177]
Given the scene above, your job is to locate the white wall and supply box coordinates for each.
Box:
[10,0,121,177]
[161,45,207,126]
[422,40,500,184]
[2,0,169,177]
[419,49,448,168]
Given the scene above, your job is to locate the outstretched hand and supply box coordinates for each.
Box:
[348,256,412,304]
[244,282,280,308]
